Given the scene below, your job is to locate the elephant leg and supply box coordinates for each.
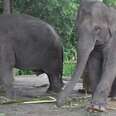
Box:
[80,49,102,94]
[0,66,14,98]
[0,44,15,98]
[88,47,116,112]
[0,57,14,97]
[47,73,63,93]
[87,49,102,94]
[80,68,91,94]
[57,37,96,107]
[46,59,63,93]
[109,78,116,98]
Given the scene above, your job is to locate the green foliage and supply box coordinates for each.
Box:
[63,62,76,76]
[103,0,116,7]
[15,69,33,75]
[0,0,3,13]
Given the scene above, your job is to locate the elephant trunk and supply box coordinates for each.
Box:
[57,36,96,106]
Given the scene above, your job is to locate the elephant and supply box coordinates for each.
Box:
[57,0,116,112]
[0,14,63,97]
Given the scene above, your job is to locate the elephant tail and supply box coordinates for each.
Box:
[58,42,64,87]
[60,46,64,84]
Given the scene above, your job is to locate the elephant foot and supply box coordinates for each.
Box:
[47,83,64,93]
[0,86,16,99]
[56,96,65,107]
[109,93,116,100]
[87,102,106,112]
[110,97,116,101]
[47,86,61,94]
[78,89,91,94]
[6,88,17,99]
[56,90,67,107]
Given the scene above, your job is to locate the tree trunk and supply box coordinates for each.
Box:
[3,0,12,15]
[81,0,103,2]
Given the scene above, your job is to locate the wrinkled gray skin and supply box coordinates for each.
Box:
[82,47,116,97]
[0,15,63,97]
[81,47,102,94]
[57,0,116,111]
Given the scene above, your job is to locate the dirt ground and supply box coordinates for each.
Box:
[0,74,116,116]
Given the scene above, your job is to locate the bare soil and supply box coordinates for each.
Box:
[0,74,116,116]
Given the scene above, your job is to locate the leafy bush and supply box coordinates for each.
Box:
[63,62,76,76]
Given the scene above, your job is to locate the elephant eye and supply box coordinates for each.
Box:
[94,26,101,34]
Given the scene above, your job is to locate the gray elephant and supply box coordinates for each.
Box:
[0,14,63,97]
[57,0,116,112]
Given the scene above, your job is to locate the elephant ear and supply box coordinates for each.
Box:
[107,26,112,38]
[106,8,116,38]
[106,22,116,40]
